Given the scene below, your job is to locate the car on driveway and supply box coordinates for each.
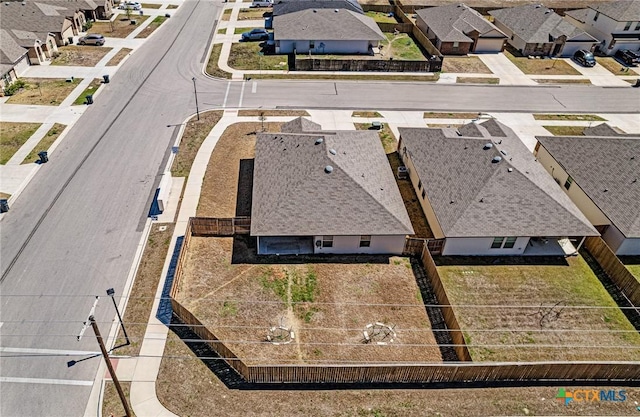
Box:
[615,49,640,66]
[241,28,270,41]
[572,49,596,67]
[78,34,105,46]
[119,1,141,10]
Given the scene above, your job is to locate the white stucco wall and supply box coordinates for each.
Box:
[276,39,373,54]
[313,235,406,255]
[573,9,640,54]
[442,237,530,256]
[535,145,611,227]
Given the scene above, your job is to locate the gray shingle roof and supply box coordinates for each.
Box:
[590,0,640,21]
[399,120,597,238]
[251,130,414,237]
[536,136,640,238]
[583,123,622,137]
[281,116,322,133]
[274,9,385,41]
[565,8,589,24]
[1,1,70,37]
[36,0,102,13]
[416,3,505,43]
[273,0,363,17]
[490,4,596,43]
[0,29,28,65]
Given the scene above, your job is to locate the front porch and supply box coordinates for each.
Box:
[257,236,314,255]
[523,237,581,256]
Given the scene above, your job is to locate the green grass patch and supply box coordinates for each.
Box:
[206,44,232,79]
[456,77,499,84]
[533,78,591,84]
[365,11,398,23]
[217,28,226,34]
[228,43,287,70]
[0,122,41,164]
[355,123,397,154]
[424,112,481,119]
[542,126,586,136]
[245,73,439,81]
[352,111,383,117]
[136,15,168,38]
[73,78,102,105]
[22,123,66,164]
[534,114,605,121]
[381,32,426,61]
[221,8,232,21]
[166,4,179,9]
[260,266,318,306]
[504,50,580,75]
[220,300,238,317]
[437,255,640,361]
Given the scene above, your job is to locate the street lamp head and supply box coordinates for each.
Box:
[106,288,115,297]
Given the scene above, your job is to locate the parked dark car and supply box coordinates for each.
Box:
[572,49,596,67]
[78,34,105,46]
[615,49,640,66]
[241,28,270,41]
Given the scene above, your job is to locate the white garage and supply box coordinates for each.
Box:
[473,36,506,53]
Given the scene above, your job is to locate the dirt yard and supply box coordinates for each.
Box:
[0,122,41,164]
[106,48,132,66]
[441,57,493,73]
[51,46,112,66]
[437,256,640,362]
[504,50,580,75]
[89,14,149,38]
[5,78,82,106]
[176,236,441,365]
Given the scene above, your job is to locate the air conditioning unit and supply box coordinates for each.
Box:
[397,166,408,179]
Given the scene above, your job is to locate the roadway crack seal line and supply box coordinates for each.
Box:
[0,1,202,284]
[0,376,94,386]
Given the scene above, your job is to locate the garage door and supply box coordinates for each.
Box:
[560,42,591,57]
[473,38,505,53]
[14,55,30,76]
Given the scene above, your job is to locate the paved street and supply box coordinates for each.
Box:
[1,1,639,416]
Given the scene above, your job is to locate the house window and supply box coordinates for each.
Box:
[322,235,333,248]
[593,11,599,21]
[491,237,505,248]
[624,22,632,31]
[453,41,459,49]
[309,40,315,49]
[418,180,422,190]
[564,176,573,190]
[421,189,426,199]
[359,235,371,247]
[503,237,517,249]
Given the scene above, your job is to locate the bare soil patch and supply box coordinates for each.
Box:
[106,47,133,66]
[533,78,591,84]
[504,51,580,75]
[6,78,82,106]
[437,256,640,362]
[22,123,66,164]
[424,112,481,119]
[171,111,223,178]
[456,77,499,84]
[102,381,133,417]
[0,122,41,164]
[89,15,149,38]
[51,45,112,66]
[197,122,282,217]
[441,56,492,73]
[221,8,232,21]
[176,237,440,365]
[237,110,309,116]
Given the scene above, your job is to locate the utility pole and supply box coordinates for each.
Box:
[90,315,132,417]
[192,77,200,120]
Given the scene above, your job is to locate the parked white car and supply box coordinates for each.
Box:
[119,1,141,10]
[250,0,273,7]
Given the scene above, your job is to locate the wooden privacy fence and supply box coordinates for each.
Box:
[377,22,413,33]
[584,236,640,307]
[190,216,251,236]
[403,237,444,256]
[294,57,442,73]
[420,248,472,362]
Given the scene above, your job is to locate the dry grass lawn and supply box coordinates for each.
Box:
[176,237,440,365]
[352,111,383,117]
[0,122,41,164]
[437,256,640,362]
[51,45,112,66]
[533,114,605,121]
[229,43,288,71]
[457,77,499,84]
[246,73,440,81]
[621,257,640,283]
[238,8,270,20]
[597,57,639,76]
[6,78,82,105]
[89,15,149,38]
[441,56,492,74]
[533,78,591,84]
[206,44,232,79]
[171,111,223,178]
[156,338,637,417]
[21,123,66,164]
[504,51,580,75]
[136,15,168,38]
[542,126,586,136]
[221,8,232,21]
[106,47,133,66]
[237,110,309,117]
[424,112,481,119]
[102,381,132,417]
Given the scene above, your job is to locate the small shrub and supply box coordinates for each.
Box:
[4,79,25,96]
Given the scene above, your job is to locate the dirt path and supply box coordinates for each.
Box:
[285,268,304,361]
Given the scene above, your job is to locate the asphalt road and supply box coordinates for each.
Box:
[0,1,639,416]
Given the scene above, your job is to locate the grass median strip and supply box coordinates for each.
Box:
[73,79,103,105]
[596,57,639,76]
[245,73,440,81]
[89,15,149,38]
[171,111,224,178]
[533,114,605,121]
[236,110,309,116]
[206,44,232,79]
[21,123,66,164]
[0,122,41,164]
[352,111,382,117]
[456,77,499,84]
[542,126,586,136]
[533,78,591,84]
[504,50,580,75]
[106,47,133,66]
[136,15,168,38]
[424,112,481,119]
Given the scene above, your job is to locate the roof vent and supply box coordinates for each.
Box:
[535,4,541,8]
[492,156,502,163]
[329,148,337,155]
[508,167,513,172]
[483,143,493,150]
[313,9,317,12]
[315,138,323,145]
[324,165,333,174]
[334,8,338,12]
[500,150,507,156]
[603,188,608,192]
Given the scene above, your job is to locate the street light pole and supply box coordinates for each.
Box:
[107,288,130,348]
[192,77,200,121]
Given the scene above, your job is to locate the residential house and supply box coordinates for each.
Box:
[415,3,507,55]
[266,0,364,29]
[565,0,640,54]
[37,1,89,34]
[398,119,598,256]
[490,4,598,56]
[1,31,30,93]
[273,8,385,54]
[535,133,640,255]
[251,117,414,255]
[1,1,75,48]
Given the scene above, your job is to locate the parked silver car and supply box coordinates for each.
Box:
[78,34,105,46]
